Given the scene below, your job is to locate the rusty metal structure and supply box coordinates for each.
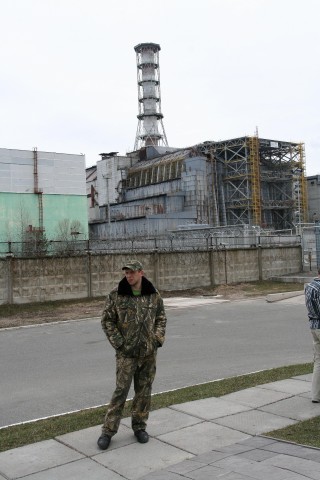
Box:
[195,136,307,230]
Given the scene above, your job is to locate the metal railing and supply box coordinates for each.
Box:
[0,232,301,257]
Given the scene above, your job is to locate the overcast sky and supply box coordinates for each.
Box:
[1,0,319,175]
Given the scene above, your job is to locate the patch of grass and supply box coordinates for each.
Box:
[0,297,105,318]
[238,281,304,296]
[0,363,312,452]
[266,416,320,449]
[161,281,305,300]
[150,363,312,409]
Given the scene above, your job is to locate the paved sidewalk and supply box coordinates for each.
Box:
[1,373,320,479]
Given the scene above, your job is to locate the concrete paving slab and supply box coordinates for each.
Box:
[237,448,283,462]
[0,439,83,479]
[213,455,294,479]
[157,421,250,455]
[18,457,124,480]
[177,464,231,479]
[213,410,297,435]
[121,407,202,436]
[221,386,292,408]
[217,442,263,455]
[184,449,239,464]
[222,472,310,480]
[203,474,260,480]
[261,439,320,462]
[229,436,277,448]
[261,440,320,463]
[166,458,208,475]
[56,423,134,456]
[263,454,320,479]
[258,378,311,395]
[280,474,320,480]
[293,373,313,382]
[299,390,313,400]
[259,394,320,421]
[170,397,252,420]
[139,471,190,480]
[93,437,194,480]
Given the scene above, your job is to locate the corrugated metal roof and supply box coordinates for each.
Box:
[86,167,97,182]
[128,148,192,173]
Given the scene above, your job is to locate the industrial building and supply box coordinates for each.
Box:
[0,148,88,244]
[88,42,307,239]
[307,175,320,223]
[88,138,307,239]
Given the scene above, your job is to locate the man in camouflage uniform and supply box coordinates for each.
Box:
[97,260,167,450]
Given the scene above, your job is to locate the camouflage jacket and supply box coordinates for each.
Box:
[101,276,167,358]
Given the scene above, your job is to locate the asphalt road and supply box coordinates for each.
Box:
[0,295,312,428]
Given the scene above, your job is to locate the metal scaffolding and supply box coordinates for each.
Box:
[195,136,307,230]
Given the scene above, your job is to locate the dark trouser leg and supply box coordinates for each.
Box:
[131,352,157,432]
[311,329,320,401]
[102,353,137,436]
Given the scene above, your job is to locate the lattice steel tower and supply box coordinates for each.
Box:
[134,42,168,150]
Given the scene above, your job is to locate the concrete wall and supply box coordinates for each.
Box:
[0,246,301,305]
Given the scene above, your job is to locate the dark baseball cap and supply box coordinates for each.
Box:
[122,260,143,271]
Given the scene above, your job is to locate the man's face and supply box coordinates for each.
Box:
[123,269,143,289]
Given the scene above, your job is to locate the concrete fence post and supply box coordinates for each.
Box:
[224,248,228,284]
[209,248,215,287]
[299,244,304,272]
[258,246,263,281]
[86,253,92,298]
[7,256,13,304]
[153,250,159,288]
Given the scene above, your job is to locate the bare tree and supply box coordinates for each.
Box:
[55,219,85,255]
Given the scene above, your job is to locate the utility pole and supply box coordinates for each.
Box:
[103,175,111,225]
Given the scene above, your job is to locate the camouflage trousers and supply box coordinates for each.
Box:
[102,351,157,436]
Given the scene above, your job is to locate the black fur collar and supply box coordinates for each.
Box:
[118,276,157,296]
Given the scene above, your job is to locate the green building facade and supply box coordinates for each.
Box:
[0,148,88,245]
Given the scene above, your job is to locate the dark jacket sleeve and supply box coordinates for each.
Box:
[101,292,124,350]
[154,295,167,347]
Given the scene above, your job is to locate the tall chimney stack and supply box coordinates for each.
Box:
[134,42,168,150]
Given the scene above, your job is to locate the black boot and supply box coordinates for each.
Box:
[97,434,111,450]
[134,430,149,443]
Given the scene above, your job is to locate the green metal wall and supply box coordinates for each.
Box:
[0,193,88,242]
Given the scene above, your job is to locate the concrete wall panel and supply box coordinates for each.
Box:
[0,149,86,195]
[0,246,302,305]
[10,257,88,304]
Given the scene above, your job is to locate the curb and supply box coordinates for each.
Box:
[266,290,304,302]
